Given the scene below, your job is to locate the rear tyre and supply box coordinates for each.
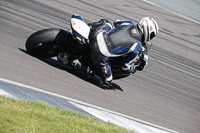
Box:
[26,28,72,58]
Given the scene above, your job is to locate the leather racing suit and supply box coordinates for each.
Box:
[88,19,143,86]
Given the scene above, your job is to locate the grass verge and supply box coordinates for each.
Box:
[0,96,134,133]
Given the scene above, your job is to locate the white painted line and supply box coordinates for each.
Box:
[70,102,171,133]
[143,0,200,25]
[0,77,179,133]
[0,89,17,99]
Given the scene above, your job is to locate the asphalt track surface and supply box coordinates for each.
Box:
[0,0,200,133]
[146,0,200,23]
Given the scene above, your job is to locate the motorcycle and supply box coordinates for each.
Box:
[25,14,149,88]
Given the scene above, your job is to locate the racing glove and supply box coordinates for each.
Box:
[137,54,148,71]
[122,63,135,73]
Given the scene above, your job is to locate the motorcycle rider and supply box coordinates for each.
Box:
[85,17,159,87]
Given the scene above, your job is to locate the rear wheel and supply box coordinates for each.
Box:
[26,28,73,58]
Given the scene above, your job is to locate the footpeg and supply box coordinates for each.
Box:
[71,59,81,69]
[86,66,94,78]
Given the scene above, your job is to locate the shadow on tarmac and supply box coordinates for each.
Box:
[19,48,123,91]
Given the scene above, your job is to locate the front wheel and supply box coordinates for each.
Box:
[113,72,130,79]
[25,28,72,58]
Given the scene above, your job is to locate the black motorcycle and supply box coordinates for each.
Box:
[25,14,149,88]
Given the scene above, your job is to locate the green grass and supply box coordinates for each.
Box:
[0,96,134,133]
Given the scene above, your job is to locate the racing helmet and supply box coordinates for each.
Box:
[137,17,159,42]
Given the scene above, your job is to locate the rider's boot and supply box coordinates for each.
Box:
[99,79,112,89]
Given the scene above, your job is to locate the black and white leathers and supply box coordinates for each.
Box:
[89,19,143,85]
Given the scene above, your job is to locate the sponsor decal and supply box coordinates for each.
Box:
[131,29,136,33]
[72,21,76,26]
[98,29,104,32]
[74,14,79,16]
[104,66,108,73]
